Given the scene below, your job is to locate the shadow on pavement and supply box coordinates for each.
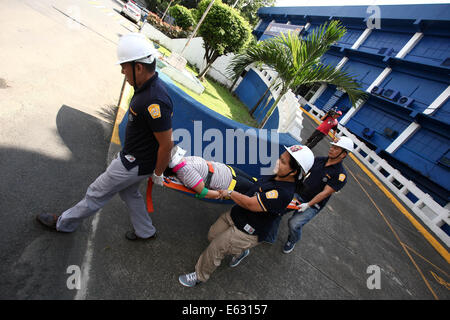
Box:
[0,105,111,299]
[97,104,119,126]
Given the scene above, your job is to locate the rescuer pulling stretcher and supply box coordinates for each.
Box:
[145,145,315,213]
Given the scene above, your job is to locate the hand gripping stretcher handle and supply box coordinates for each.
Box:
[146,177,302,213]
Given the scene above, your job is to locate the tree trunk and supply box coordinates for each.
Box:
[229,76,240,93]
[258,88,287,129]
[161,0,174,21]
[250,86,271,116]
[198,50,219,81]
[249,76,279,116]
[180,0,215,55]
[198,61,213,81]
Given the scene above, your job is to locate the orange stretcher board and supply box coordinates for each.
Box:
[146,177,302,212]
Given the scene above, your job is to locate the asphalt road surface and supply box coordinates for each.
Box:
[0,0,138,299]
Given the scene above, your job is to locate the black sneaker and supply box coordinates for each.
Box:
[125,231,157,241]
[283,240,296,254]
[230,249,250,267]
[36,213,59,230]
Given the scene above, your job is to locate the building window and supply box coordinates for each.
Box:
[304,83,322,101]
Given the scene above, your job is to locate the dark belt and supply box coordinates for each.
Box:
[204,161,214,189]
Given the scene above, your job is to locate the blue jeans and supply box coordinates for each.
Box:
[263,195,321,244]
[287,196,321,244]
[263,216,282,244]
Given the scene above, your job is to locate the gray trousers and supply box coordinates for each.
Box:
[56,155,156,238]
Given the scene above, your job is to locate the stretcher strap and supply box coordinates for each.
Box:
[158,176,302,210]
[146,179,154,213]
[204,161,215,189]
[226,165,237,191]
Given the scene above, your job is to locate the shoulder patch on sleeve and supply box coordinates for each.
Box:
[265,190,279,199]
[339,173,346,182]
[148,104,161,119]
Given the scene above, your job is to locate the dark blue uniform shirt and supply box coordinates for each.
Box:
[298,156,347,209]
[121,72,173,175]
[230,175,295,242]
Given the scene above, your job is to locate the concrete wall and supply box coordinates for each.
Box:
[141,23,235,88]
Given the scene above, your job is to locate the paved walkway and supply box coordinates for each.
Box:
[79,104,450,300]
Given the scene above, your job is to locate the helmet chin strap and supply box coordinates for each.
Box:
[329,150,346,160]
[131,61,137,89]
[277,169,296,179]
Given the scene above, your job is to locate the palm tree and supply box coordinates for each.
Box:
[227,20,368,128]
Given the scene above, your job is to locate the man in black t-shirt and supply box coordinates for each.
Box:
[178,145,315,287]
[37,34,173,241]
[282,136,354,254]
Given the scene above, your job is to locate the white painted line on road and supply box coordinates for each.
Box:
[74,212,101,300]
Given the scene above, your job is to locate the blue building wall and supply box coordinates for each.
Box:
[254,3,450,206]
[432,99,450,125]
[346,102,410,151]
[234,69,268,112]
[234,69,279,129]
[338,28,364,48]
[314,86,336,110]
[394,128,450,192]
[341,60,384,91]
[320,52,342,67]
[405,35,450,67]
[358,30,412,56]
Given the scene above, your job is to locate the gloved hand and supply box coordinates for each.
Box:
[298,202,310,213]
[151,172,164,186]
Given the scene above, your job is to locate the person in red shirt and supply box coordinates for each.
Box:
[305,109,342,149]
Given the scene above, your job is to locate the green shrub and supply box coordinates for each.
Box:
[168,5,195,30]
[189,8,198,23]
[146,11,188,39]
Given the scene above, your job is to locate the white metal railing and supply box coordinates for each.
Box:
[277,90,303,138]
[305,103,450,247]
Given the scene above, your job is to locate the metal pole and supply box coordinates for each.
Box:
[161,0,174,21]
[180,0,215,55]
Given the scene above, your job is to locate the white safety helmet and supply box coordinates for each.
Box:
[169,145,187,168]
[330,136,354,152]
[116,33,157,65]
[284,145,315,176]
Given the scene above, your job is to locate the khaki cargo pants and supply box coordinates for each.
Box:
[195,211,259,282]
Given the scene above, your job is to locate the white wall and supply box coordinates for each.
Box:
[141,23,235,87]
